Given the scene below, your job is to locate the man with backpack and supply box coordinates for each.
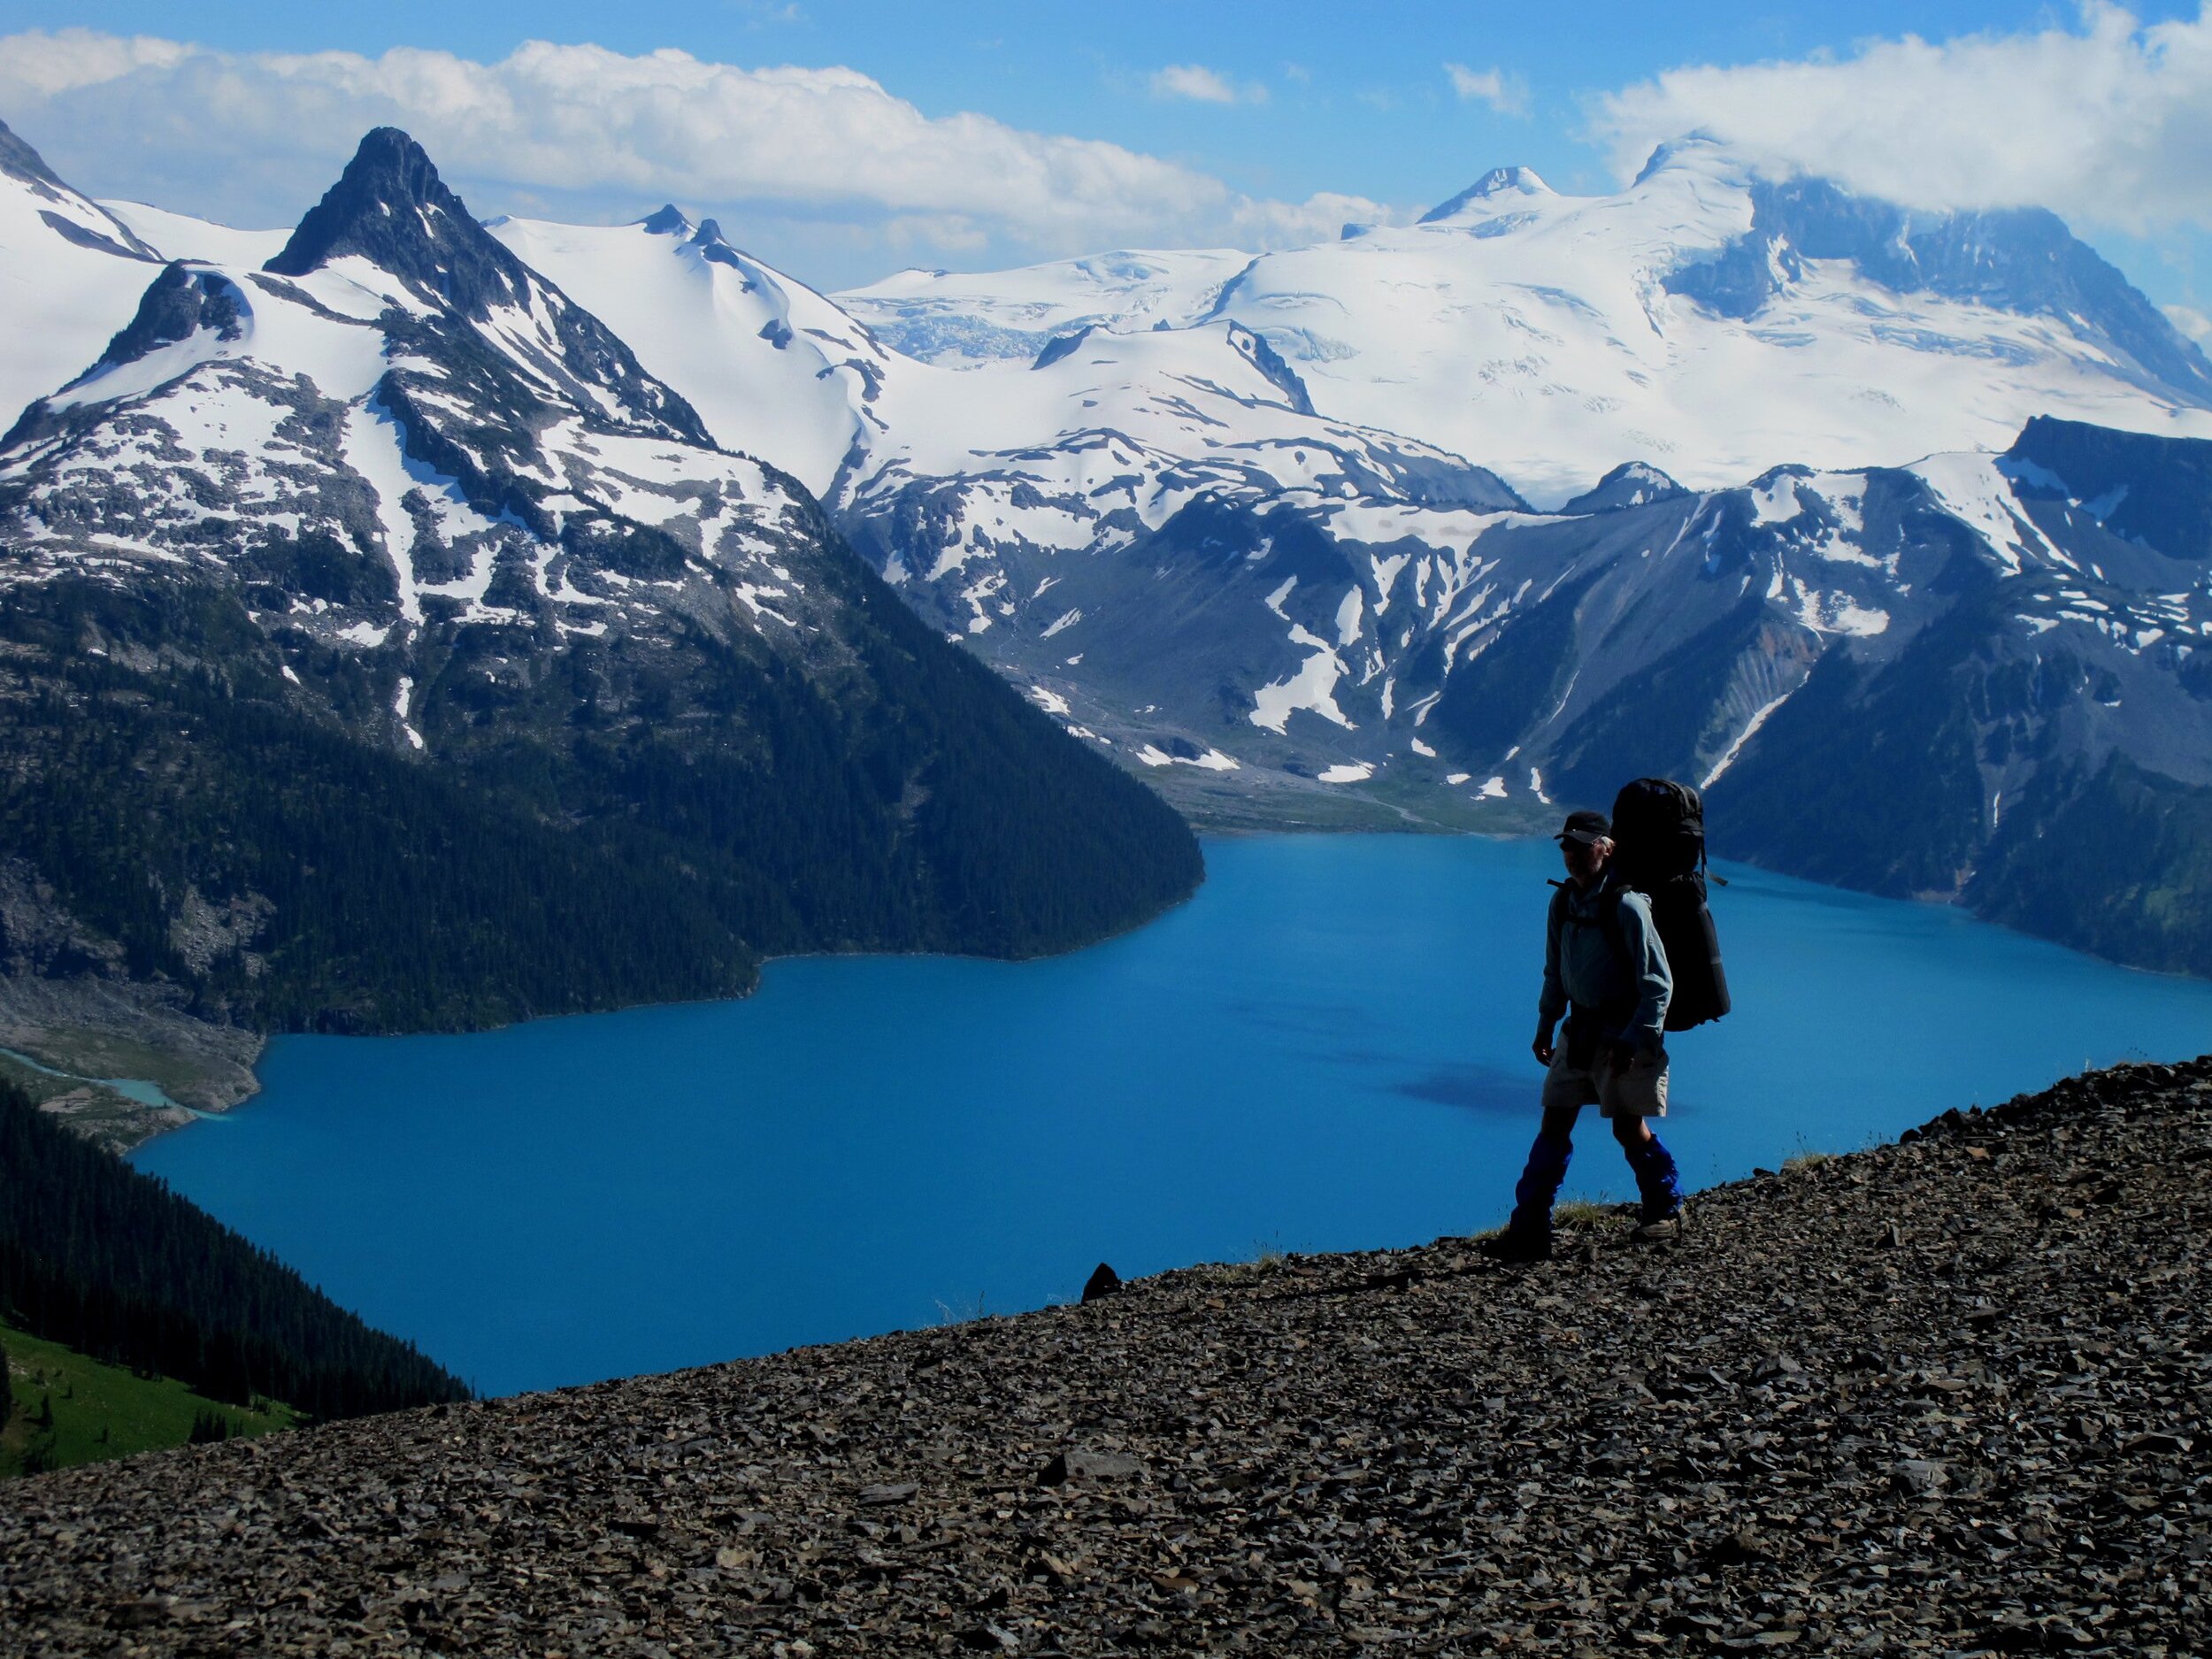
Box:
[1480,804,1688,1262]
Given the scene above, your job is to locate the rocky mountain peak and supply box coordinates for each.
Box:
[1560,460,1688,516]
[638,204,691,236]
[1227,322,1317,416]
[73,262,247,387]
[264,127,527,319]
[1655,167,2212,401]
[687,219,750,272]
[2005,414,2212,560]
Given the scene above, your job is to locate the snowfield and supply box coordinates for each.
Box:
[841,140,2212,508]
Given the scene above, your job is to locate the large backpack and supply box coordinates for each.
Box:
[1609,777,1732,1032]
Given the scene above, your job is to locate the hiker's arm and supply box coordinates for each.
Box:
[1617,895,1673,1048]
[1535,892,1566,1061]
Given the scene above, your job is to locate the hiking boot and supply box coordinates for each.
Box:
[1478,1225,1553,1263]
[1630,1207,1684,1244]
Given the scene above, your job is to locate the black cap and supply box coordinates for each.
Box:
[1554,809,1610,846]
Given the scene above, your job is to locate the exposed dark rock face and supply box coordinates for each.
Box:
[4,1056,2207,1654]
[2007,413,2212,562]
[265,127,710,448]
[76,263,247,385]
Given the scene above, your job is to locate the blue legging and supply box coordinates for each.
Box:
[1509,1111,1679,1232]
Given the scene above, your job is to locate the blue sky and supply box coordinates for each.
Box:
[2,1,2208,328]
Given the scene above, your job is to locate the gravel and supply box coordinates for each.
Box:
[4,1056,2208,1656]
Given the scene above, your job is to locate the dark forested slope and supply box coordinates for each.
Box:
[0,1081,466,1417]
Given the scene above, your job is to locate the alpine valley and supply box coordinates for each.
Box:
[3,111,2211,1087]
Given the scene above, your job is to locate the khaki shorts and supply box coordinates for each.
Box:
[1541,1040,1670,1118]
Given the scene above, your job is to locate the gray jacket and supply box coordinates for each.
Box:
[1538,874,1673,1051]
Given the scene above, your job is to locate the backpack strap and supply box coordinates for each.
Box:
[1599,887,1628,963]
[1561,881,1632,958]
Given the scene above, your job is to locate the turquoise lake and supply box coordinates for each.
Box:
[132,834,2212,1397]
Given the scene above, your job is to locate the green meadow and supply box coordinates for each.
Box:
[1,1319,296,1479]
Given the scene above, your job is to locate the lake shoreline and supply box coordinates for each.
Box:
[55,819,2212,1160]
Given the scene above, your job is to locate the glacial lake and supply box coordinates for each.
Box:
[134,834,2212,1397]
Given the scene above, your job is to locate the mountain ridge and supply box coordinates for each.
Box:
[4,115,2210,994]
[4,1053,2204,1654]
[845,136,2212,505]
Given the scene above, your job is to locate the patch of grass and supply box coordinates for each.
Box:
[1,1318,296,1479]
[1783,1134,1841,1174]
[1553,1197,1624,1227]
[1203,1240,1294,1288]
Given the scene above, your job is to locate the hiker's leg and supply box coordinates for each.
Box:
[1509,1103,1580,1235]
[1613,1112,1682,1220]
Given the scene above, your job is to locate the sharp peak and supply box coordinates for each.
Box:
[332,127,448,204]
[1417,165,1555,225]
[265,127,472,273]
[639,204,692,236]
[263,127,526,314]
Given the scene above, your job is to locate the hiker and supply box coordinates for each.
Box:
[1482,807,1685,1262]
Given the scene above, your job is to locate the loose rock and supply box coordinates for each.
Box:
[4,1057,2210,1656]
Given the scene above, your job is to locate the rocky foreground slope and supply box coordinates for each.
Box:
[4,1058,2208,1656]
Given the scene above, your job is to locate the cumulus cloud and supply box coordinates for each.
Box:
[1444,63,1531,118]
[0,29,1376,280]
[1587,2,2212,234]
[2169,303,2212,342]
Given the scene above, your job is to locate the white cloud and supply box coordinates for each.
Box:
[1443,63,1531,118]
[1150,64,1264,105]
[0,27,189,96]
[1588,3,2212,234]
[0,29,1370,280]
[2168,303,2212,342]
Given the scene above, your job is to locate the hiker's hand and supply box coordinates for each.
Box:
[1532,1027,1555,1066]
[1605,1040,1636,1071]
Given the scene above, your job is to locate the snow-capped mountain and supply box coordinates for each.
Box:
[5,126,757,650]
[840,137,2212,507]
[0,117,170,437]
[842,249,1253,368]
[842,319,1524,634]
[486,207,892,498]
[0,126,1199,1030]
[3,116,2208,979]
